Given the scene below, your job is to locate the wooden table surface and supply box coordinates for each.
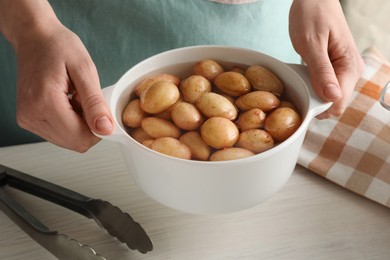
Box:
[0,141,389,260]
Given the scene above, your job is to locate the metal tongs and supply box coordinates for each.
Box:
[0,164,153,260]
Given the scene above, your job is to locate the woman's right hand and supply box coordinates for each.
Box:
[0,0,114,152]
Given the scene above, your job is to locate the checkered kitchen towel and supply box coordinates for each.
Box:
[298,47,390,208]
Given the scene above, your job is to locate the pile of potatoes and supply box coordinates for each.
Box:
[122,59,301,161]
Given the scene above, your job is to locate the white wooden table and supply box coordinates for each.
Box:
[0,140,389,260]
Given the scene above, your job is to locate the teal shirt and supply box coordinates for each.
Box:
[0,0,300,146]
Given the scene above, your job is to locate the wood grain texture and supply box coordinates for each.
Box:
[1,141,389,260]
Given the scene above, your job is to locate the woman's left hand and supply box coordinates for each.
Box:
[289,0,364,118]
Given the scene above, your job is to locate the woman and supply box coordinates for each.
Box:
[0,0,363,151]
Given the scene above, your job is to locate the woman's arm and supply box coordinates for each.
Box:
[0,0,114,152]
[289,0,364,118]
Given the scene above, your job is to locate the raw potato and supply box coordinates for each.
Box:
[193,59,225,81]
[171,102,203,130]
[134,73,181,97]
[235,91,280,112]
[180,75,211,103]
[265,107,302,142]
[200,117,239,149]
[230,66,245,75]
[214,71,251,96]
[220,93,236,106]
[140,81,180,114]
[150,137,191,160]
[154,96,183,121]
[122,99,147,128]
[280,101,297,110]
[236,129,274,153]
[210,147,255,161]
[179,131,211,161]
[196,92,237,120]
[245,65,284,96]
[154,107,173,121]
[123,59,303,162]
[130,127,152,143]
[141,117,181,139]
[235,108,266,131]
[142,139,155,148]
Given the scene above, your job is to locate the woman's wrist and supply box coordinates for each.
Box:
[0,0,61,51]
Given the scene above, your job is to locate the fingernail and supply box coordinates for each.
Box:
[95,115,113,132]
[324,84,342,100]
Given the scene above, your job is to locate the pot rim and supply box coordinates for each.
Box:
[98,45,331,165]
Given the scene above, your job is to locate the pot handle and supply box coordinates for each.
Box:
[93,85,128,142]
[287,63,332,117]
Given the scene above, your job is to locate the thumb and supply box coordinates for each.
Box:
[68,61,114,135]
[304,50,343,103]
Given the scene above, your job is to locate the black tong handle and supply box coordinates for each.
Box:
[0,164,153,253]
[0,164,93,219]
[0,187,55,234]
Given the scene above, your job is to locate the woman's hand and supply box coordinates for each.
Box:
[289,0,364,118]
[15,24,114,152]
[0,0,114,152]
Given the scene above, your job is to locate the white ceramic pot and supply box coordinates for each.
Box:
[98,45,331,214]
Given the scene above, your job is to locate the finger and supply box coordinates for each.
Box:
[303,48,343,103]
[311,68,353,119]
[328,53,364,116]
[28,119,100,152]
[69,89,83,115]
[54,92,101,150]
[66,57,114,136]
[326,70,358,117]
[21,93,101,152]
[19,113,100,153]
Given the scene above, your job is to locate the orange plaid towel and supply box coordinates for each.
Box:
[298,47,390,208]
